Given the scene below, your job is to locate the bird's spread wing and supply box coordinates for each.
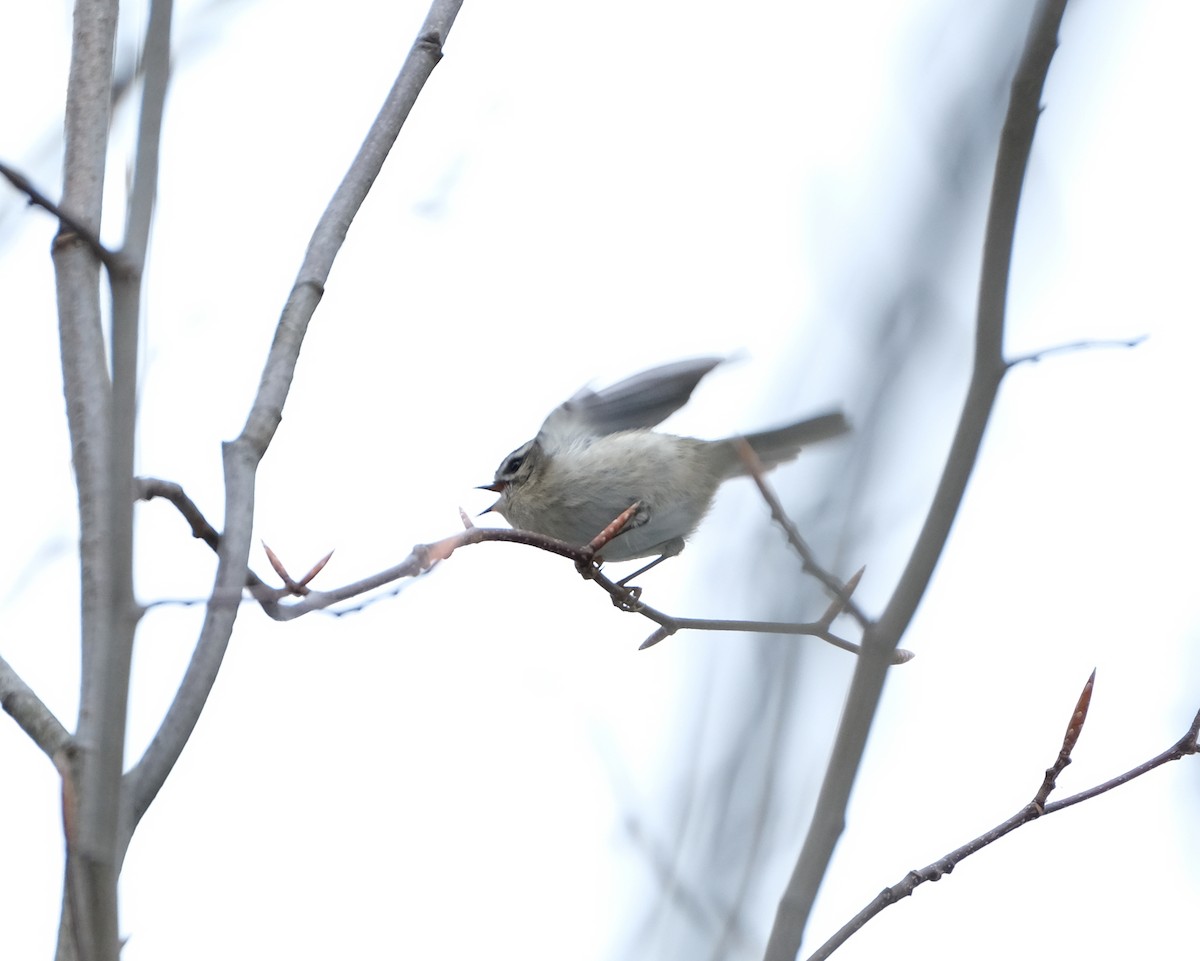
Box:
[536,356,723,450]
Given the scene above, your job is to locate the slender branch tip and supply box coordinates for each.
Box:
[1007,335,1146,368]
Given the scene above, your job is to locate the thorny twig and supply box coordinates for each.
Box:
[735,439,872,628]
[136,476,909,661]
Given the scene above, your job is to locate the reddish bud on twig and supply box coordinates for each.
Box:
[298,550,334,588]
[263,542,289,582]
[1061,668,1096,758]
[1033,669,1098,810]
[262,542,323,595]
[589,502,640,553]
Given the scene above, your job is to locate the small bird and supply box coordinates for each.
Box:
[480,357,848,579]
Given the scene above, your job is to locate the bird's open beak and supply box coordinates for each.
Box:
[477,481,505,515]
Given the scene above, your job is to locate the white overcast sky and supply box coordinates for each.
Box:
[2,1,1198,959]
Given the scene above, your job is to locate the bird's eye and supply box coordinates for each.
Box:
[505,455,524,474]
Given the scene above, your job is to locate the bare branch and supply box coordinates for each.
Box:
[1043,708,1200,815]
[122,0,466,842]
[135,477,220,550]
[88,0,175,876]
[0,652,72,760]
[122,0,173,266]
[808,682,1200,961]
[764,3,1073,957]
[593,564,895,660]
[0,160,123,271]
[1007,334,1147,368]
[237,3,462,461]
[55,0,124,956]
[74,8,178,923]
[135,473,910,661]
[735,438,872,629]
[137,477,354,612]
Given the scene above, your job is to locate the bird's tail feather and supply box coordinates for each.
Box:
[717,411,849,477]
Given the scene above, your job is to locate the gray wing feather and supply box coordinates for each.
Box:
[537,357,723,449]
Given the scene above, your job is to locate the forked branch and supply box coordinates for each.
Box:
[808,674,1200,960]
[136,477,908,662]
[764,3,1075,957]
[0,160,124,272]
[0,653,71,760]
[121,0,467,846]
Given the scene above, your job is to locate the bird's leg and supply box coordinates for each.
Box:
[583,501,667,602]
[615,535,685,593]
[615,553,670,590]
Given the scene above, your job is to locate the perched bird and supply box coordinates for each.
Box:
[480,357,848,579]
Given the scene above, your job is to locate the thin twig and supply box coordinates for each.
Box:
[1007,335,1147,368]
[0,652,72,760]
[135,477,219,549]
[135,477,282,607]
[590,564,898,660]
[135,474,912,661]
[121,0,467,846]
[808,678,1200,961]
[735,438,872,629]
[1043,708,1200,814]
[0,160,125,272]
[122,0,172,266]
